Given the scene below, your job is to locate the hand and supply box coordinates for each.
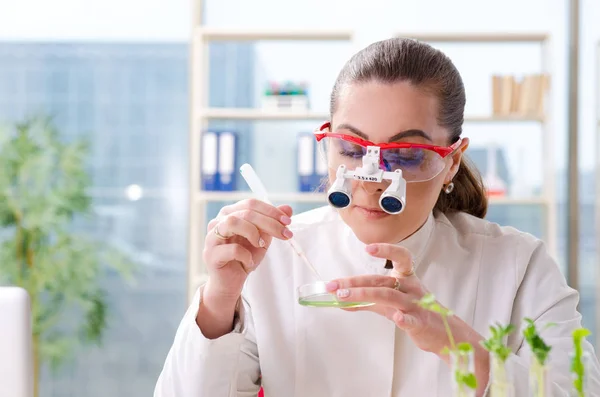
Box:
[203,199,294,302]
[325,243,484,358]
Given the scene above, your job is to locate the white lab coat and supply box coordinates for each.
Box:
[155,206,600,396]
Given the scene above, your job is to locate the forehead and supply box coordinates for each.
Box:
[332,81,447,143]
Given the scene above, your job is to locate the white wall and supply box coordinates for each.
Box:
[1,0,599,175]
[0,0,192,41]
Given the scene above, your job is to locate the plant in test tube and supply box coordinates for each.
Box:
[571,327,592,397]
[522,318,554,397]
[480,323,515,397]
[417,293,477,397]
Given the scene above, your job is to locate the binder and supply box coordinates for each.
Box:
[297,133,314,192]
[314,140,328,192]
[201,132,218,191]
[218,131,237,191]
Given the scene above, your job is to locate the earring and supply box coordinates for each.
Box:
[444,182,454,194]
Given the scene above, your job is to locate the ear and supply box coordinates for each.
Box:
[444,137,469,184]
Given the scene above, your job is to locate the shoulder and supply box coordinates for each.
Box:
[437,210,542,251]
[435,210,551,280]
[436,211,574,323]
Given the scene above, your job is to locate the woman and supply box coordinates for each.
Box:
[155,38,600,396]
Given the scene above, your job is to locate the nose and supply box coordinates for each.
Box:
[360,180,385,194]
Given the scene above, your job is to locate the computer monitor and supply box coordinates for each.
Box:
[0,287,33,397]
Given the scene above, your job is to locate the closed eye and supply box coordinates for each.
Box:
[339,149,363,159]
[384,149,426,166]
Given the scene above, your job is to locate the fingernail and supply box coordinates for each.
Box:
[336,289,350,298]
[280,215,291,225]
[283,228,293,238]
[325,281,339,292]
[258,238,266,247]
[366,245,378,254]
[393,311,404,324]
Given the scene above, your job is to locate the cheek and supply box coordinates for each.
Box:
[406,176,444,205]
[327,168,335,183]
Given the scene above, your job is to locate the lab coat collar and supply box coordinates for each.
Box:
[395,211,435,269]
[341,211,435,274]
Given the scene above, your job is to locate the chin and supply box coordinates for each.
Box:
[343,210,402,244]
[353,227,392,245]
[353,228,394,245]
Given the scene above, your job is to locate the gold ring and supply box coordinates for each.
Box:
[393,278,402,291]
[401,266,415,277]
[214,223,230,240]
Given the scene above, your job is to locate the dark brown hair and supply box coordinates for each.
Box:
[329,37,487,218]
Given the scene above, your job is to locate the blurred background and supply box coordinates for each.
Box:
[1,0,599,395]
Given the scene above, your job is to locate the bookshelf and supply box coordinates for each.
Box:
[188,12,556,301]
[396,32,556,259]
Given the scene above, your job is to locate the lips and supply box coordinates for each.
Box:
[356,206,384,213]
[354,205,389,219]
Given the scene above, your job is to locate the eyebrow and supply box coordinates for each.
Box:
[336,123,433,142]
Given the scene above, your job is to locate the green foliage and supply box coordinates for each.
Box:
[0,116,135,375]
[481,323,515,363]
[417,292,454,317]
[522,318,554,367]
[455,370,478,390]
[417,293,456,351]
[417,294,477,391]
[571,327,592,396]
[454,343,477,390]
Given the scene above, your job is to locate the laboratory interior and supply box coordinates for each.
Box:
[1,0,600,396]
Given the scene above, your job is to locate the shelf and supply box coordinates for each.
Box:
[465,114,544,122]
[197,191,549,206]
[199,108,543,122]
[487,196,549,205]
[397,32,549,43]
[201,108,328,121]
[195,27,353,42]
[197,191,326,203]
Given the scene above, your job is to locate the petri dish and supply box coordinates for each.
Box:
[297,281,375,308]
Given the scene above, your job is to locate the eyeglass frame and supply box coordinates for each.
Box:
[313,121,463,158]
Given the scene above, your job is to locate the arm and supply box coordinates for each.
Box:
[154,284,261,397]
[502,240,600,396]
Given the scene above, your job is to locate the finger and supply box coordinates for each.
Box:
[342,304,393,318]
[219,199,292,225]
[365,243,414,277]
[391,310,419,330]
[342,306,419,330]
[204,243,254,272]
[342,305,408,325]
[207,215,265,248]
[325,275,398,292]
[278,204,293,218]
[334,287,413,311]
[208,200,293,233]
[229,209,293,240]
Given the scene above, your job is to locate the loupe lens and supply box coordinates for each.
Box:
[328,191,351,208]
[380,196,403,214]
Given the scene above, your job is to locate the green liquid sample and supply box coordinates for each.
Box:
[298,294,375,308]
